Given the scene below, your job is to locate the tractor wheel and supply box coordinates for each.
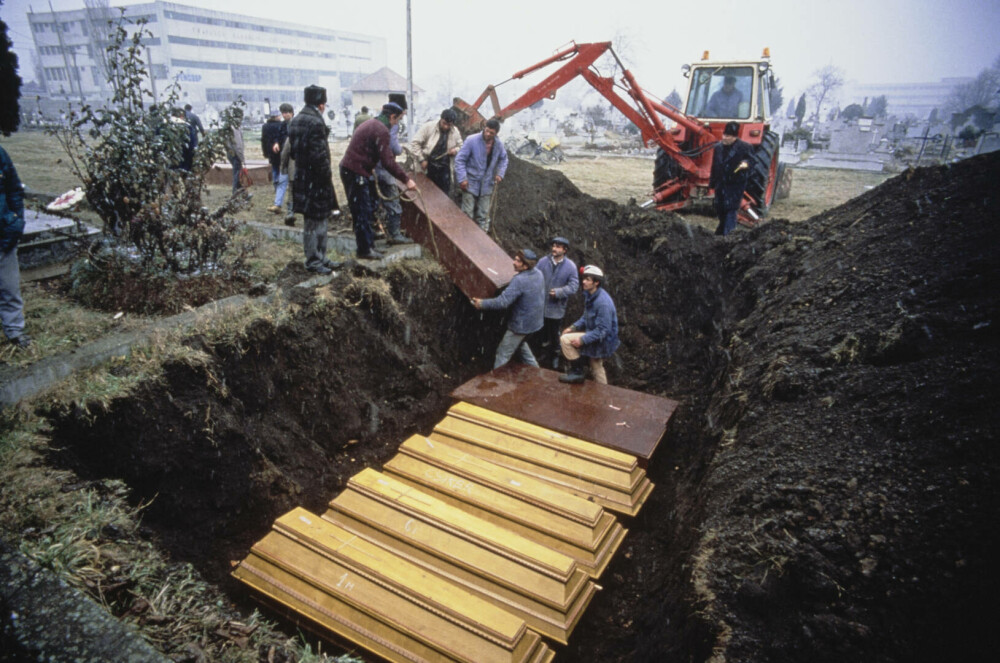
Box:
[746,130,780,215]
[775,162,793,200]
[653,148,681,189]
[538,150,560,165]
[515,143,536,157]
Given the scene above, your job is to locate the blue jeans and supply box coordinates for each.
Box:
[229,155,243,194]
[0,247,25,340]
[493,330,538,369]
[272,166,289,206]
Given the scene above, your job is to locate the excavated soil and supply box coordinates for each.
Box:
[45,151,999,662]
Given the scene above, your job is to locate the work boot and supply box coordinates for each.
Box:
[387,232,414,245]
[8,334,32,350]
[284,213,296,227]
[268,205,282,214]
[307,264,332,275]
[357,249,385,260]
[559,358,587,384]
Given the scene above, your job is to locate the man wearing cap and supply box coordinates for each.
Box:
[262,107,288,214]
[455,118,508,232]
[559,265,620,385]
[289,85,341,274]
[373,93,414,245]
[471,249,545,369]
[408,109,464,194]
[340,101,417,260]
[710,121,752,236]
[531,236,579,369]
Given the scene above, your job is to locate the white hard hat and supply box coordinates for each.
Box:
[581,265,604,281]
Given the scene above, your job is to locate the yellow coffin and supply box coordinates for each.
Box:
[324,469,597,644]
[431,404,654,516]
[234,507,554,663]
[385,435,627,577]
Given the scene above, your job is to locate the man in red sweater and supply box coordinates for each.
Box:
[338,102,417,260]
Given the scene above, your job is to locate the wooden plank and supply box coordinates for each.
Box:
[386,436,627,577]
[450,363,679,464]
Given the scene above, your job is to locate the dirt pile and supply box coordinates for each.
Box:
[40,151,999,662]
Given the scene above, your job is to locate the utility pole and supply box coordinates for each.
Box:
[406,0,414,139]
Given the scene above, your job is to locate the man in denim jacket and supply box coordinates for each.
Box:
[560,265,619,384]
[0,145,29,348]
[455,118,508,232]
[531,236,578,369]
[472,248,545,369]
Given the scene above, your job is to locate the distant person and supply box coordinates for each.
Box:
[531,236,579,369]
[170,107,196,172]
[559,265,619,385]
[224,108,247,195]
[261,108,288,214]
[408,108,463,194]
[0,145,30,349]
[455,118,508,232]
[288,85,342,273]
[339,101,417,260]
[705,75,743,118]
[184,104,205,139]
[276,103,296,225]
[373,93,414,245]
[471,249,545,369]
[353,106,371,131]
[710,121,752,236]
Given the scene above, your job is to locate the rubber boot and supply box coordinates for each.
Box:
[559,358,587,384]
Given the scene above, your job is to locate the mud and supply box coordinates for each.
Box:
[43,152,999,662]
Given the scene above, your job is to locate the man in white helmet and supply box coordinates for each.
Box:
[559,265,620,384]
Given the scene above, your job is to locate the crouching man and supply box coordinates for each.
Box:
[559,265,620,384]
[472,249,545,369]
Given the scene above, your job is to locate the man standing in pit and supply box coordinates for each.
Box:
[408,108,463,194]
[455,118,508,232]
[288,85,341,274]
[559,265,620,385]
[710,121,752,236]
[471,249,545,369]
[531,236,578,369]
[339,102,417,260]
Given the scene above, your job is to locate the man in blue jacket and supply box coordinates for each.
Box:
[455,118,508,232]
[472,248,545,369]
[0,145,29,348]
[531,236,578,369]
[559,265,620,384]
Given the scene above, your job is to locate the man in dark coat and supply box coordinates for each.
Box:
[709,121,752,236]
[288,85,341,274]
[261,108,288,214]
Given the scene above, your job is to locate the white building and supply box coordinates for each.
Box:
[843,78,972,121]
[28,1,386,115]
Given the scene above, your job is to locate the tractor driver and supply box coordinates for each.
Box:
[706,75,744,118]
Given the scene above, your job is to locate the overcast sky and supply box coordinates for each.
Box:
[3,0,999,101]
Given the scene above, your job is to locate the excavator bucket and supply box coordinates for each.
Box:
[400,172,516,299]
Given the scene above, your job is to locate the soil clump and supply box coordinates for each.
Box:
[42,152,1000,662]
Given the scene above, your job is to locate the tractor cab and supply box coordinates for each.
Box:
[683,50,775,127]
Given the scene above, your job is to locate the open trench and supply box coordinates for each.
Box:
[39,159,751,662]
[37,153,1000,661]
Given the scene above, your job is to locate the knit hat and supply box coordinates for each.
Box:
[441,108,458,123]
[304,85,327,106]
[723,121,740,137]
[388,93,408,110]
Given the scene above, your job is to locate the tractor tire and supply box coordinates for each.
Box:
[775,162,793,200]
[746,130,780,215]
[516,143,537,157]
[653,148,682,189]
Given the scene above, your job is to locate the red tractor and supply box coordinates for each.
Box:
[452,42,791,225]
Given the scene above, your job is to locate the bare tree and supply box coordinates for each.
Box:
[664,88,682,109]
[945,54,1000,113]
[806,65,844,124]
